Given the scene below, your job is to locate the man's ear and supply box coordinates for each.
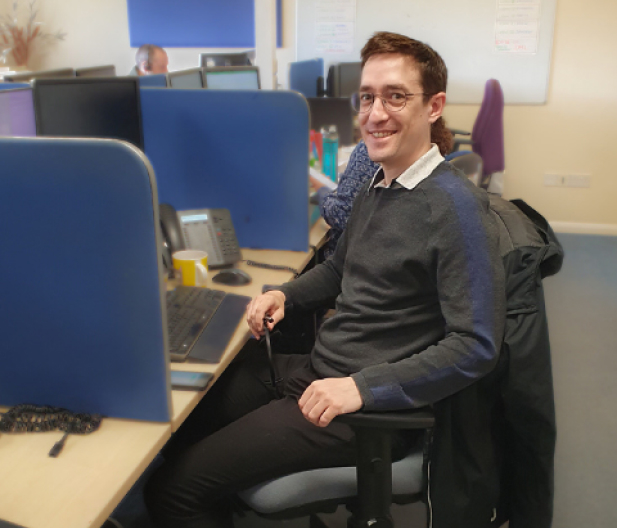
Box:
[138,61,149,75]
[428,92,446,124]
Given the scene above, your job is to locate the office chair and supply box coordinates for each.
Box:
[447,151,484,188]
[450,79,504,192]
[239,409,435,528]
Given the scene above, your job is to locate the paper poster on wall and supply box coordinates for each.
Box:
[315,0,356,54]
[495,0,541,53]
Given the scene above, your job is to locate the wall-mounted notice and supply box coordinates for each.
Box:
[495,0,541,54]
[315,0,356,54]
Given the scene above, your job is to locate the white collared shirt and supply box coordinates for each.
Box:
[370,144,445,190]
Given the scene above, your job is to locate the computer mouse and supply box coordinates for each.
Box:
[212,268,252,286]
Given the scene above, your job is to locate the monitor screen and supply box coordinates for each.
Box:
[33,78,143,149]
[200,51,254,68]
[5,68,75,82]
[0,88,36,137]
[75,65,117,77]
[337,62,362,97]
[204,67,260,90]
[327,62,361,97]
[307,97,354,146]
[167,69,204,89]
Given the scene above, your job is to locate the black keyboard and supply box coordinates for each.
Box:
[166,286,251,363]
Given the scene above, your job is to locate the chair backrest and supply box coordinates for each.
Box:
[472,79,504,176]
[448,151,484,188]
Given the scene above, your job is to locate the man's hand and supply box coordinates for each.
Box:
[299,377,363,427]
[246,290,286,339]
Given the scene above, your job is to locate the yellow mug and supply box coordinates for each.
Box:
[172,250,208,287]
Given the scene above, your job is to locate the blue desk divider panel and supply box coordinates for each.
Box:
[0,138,171,422]
[139,74,168,88]
[289,59,324,98]
[141,88,310,251]
[0,82,30,90]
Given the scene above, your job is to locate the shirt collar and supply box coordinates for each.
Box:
[370,144,444,190]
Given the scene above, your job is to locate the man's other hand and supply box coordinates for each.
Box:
[246,290,286,339]
[299,377,363,427]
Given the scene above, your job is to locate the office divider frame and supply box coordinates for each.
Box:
[0,137,171,422]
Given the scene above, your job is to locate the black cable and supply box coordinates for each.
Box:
[263,316,282,399]
[244,260,299,278]
[0,404,103,457]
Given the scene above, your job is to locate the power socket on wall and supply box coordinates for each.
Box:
[544,174,591,188]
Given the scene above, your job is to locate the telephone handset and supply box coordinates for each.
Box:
[160,203,185,271]
[159,204,242,269]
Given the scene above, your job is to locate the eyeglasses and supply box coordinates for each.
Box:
[350,91,430,113]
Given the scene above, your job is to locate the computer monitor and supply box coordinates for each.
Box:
[4,68,76,82]
[326,62,362,98]
[203,67,261,90]
[75,65,117,77]
[307,97,354,146]
[167,68,204,89]
[33,78,144,150]
[199,51,255,68]
[0,88,36,137]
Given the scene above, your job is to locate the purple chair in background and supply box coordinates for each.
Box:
[449,79,505,192]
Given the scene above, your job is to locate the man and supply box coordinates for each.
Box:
[129,44,168,76]
[145,32,505,528]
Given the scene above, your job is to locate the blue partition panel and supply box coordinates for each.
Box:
[289,58,324,98]
[139,74,168,88]
[141,88,310,251]
[0,82,30,90]
[0,138,171,422]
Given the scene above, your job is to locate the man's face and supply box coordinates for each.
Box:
[359,53,442,178]
[147,49,169,75]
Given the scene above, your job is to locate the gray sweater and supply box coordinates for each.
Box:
[279,162,505,411]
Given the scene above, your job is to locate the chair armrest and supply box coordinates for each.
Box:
[336,409,435,430]
[449,128,471,136]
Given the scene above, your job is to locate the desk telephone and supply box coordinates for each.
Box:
[159,204,242,270]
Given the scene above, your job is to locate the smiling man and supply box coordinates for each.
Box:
[145,32,505,528]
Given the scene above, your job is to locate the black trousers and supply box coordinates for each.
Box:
[145,342,411,528]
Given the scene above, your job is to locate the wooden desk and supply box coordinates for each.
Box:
[0,220,329,528]
[0,419,171,528]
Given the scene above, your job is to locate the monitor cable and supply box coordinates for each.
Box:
[244,260,300,278]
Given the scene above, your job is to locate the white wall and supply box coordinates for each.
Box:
[444,0,617,230]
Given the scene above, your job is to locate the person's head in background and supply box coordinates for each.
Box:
[135,44,169,76]
[357,32,452,177]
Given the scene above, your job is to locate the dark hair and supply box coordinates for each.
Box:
[135,44,165,72]
[360,32,453,155]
